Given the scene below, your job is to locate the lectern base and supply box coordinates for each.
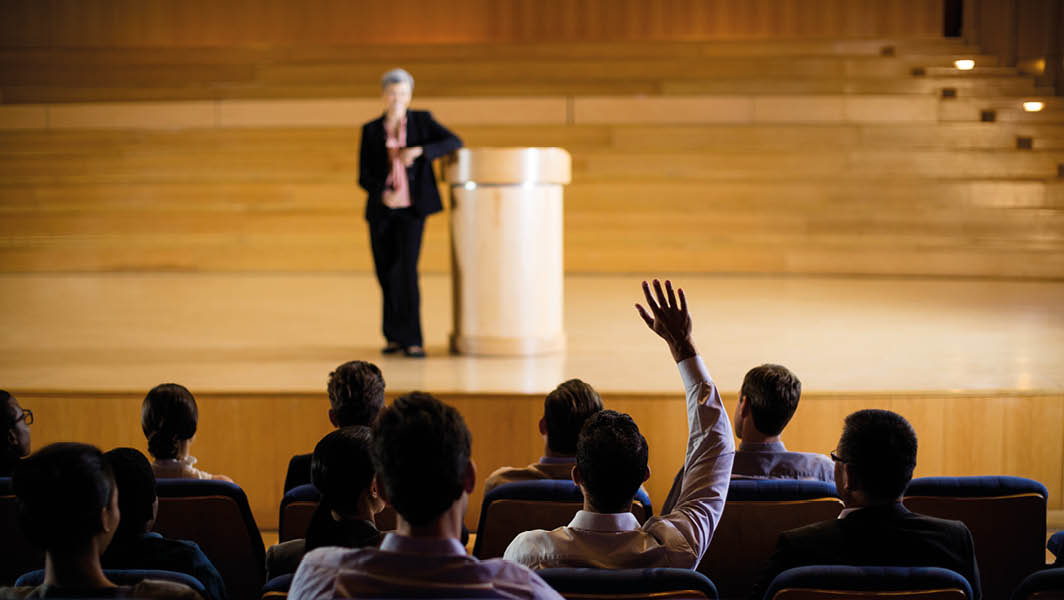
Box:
[449,333,566,357]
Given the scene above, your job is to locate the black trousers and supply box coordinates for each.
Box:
[369,208,425,347]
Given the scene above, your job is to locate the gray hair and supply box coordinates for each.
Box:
[381,68,414,90]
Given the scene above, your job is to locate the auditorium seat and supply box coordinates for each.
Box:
[277,483,396,542]
[764,565,973,600]
[15,568,208,598]
[903,475,1049,600]
[1011,568,1064,600]
[153,479,265,600]
[696,479,843,598]
[278,483,318,542]
[260,573,293,600]
[0,477,44,586]
[1049,531,1063,566]
[472,480,653,559]
[536,567,718,600]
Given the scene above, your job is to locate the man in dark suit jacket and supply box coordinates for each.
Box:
[359,68,462,357]
[750,409,981,600]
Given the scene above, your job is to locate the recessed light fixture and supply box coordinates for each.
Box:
[1023,101,1045,112]
[954,59,975,71]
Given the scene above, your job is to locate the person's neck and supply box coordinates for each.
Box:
[844,492,902,510]
[331,497,378,525]
[44,548,114,590]
[541,444,572,460]
[385,109,406,123]
[395,499,465,541]
[739,427,780,445]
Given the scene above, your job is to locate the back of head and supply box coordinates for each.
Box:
[838,409,918,503]
[141,383,198,460]
[328,361,385,427]
[311,426,375,513]
[371,392,471,527]
[544,379,603,455]
[104,447,156,540]
[576,409,648,513]
[13,442,114,553]
[741,364,802,436]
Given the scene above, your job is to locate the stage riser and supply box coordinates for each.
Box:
[14,391,1064,531]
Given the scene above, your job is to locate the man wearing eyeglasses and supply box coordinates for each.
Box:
[2,390,32,477]
[750,409,981,600]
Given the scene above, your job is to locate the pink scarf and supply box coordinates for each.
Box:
[383,115,412,209]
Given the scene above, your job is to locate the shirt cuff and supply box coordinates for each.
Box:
[678,355,712,389]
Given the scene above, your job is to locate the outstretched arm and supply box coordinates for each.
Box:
[636,279,735,568]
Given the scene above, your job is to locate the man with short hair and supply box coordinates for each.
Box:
[0,443,201,599]
[1,390,31,477]
[503,280,735,569]
[283,360,386,491]
[484,378,603,494]
[289,392,563,599]
[750,409,981,599]
[660,362,831,513]
[729,363,831,481]
[101,447,227,600]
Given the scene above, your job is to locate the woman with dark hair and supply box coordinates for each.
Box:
[265,426,385,579]
[359,68,462,358]
[1,443,200,599]
[141,383,232,482]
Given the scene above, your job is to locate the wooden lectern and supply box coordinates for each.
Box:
[444,147,571,356]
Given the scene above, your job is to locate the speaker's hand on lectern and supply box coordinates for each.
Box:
[635,279,697,363]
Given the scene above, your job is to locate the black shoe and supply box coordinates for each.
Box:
[403,346,427,358]
[381,342,402,355]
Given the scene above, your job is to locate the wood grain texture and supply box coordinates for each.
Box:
[0,0,944,47]
[2,124,1062,278]
[14,390,1063,531]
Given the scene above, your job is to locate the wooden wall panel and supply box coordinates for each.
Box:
[0,0,944,47]
[15,390,1064,534]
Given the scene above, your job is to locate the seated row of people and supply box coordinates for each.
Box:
[0,281,984,600]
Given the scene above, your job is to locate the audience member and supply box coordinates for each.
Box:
[283,361,385,492]
[100,448,227,600]
[484,379,602,494]
[289,392,563,599]
[750,409,981,599]
[0,442,201,599]
[266,426,385,580]
[141,383,232,482]
[503,280,735,569]
[1,390,32,477]
[661,363,832,512]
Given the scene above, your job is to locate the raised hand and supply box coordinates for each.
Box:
[635,279,697,362]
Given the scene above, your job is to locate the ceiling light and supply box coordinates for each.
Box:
[954,59,975,71]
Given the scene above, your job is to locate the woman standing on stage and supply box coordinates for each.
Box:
[359,68,462,358]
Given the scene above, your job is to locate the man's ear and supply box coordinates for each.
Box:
[463,459,477,494]
[102,490,120,533]
[643,465,652,483]
[738,395,750,417]
[538,417,547,436]
[374,473,390,504]
[571,464,583,485]
[328,409,339,428]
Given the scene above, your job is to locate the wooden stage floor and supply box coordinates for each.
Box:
[1,272,1062,395]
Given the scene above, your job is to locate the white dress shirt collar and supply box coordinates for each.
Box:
[568,509,641,532]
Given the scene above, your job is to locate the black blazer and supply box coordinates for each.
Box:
[751,503,981,600]
[358,109,463,222]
